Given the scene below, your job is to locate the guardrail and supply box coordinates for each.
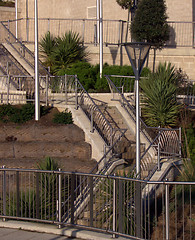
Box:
[0,167,194,240]
[0,21,50,76]
[105,75,181,178]
[1,18,195,48]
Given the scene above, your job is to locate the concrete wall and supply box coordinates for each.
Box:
[17,0,127,20]
[17,0,193,22]
[0,6,15,21]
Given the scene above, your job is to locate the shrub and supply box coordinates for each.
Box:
[140,62,180,127]
[0,104,50,123]
[52,109,73,124]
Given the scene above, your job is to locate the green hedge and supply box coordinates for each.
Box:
[63,62,151,92]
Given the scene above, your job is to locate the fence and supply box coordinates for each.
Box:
[1,18,195,48]
[0,167,194,240]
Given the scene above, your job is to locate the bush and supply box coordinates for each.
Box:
[0,104,50,123]
[52,109,73,124]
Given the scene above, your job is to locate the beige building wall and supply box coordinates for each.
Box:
[166,0,193,21]
[18,0,127,20]
[0,6,15,21]
[17,0,193,22]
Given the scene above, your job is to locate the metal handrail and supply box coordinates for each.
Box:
[0,22,50,77]
[105,75,181,153]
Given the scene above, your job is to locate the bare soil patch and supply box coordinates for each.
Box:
[0,107,96,173]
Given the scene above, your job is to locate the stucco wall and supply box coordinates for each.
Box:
[0,6,15,21]
[17,0,193,22]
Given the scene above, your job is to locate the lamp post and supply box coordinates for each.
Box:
[124,42,150,238]
[124,42,150,177]
[35,0,40,120]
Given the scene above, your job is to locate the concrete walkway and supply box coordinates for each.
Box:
[0,220,130,240]
[0,227,79,240]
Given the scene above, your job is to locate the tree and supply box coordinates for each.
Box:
[116,0,138,41]
[39,31,88,75]
[39,31,56,68]
[140,62,180,128]
[131,0,169,70]
[131,0,169,49]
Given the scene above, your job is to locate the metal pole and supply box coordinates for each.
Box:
[15,0,18,39]
[3,165,6,221]
[165,181,169,240]
[96,0,99,43]
[58,169,62,228]
[65,74,67,105]
[35,0,40,120]
[157,142,161,171]
[135,68,140,177]
[99,0,103,78]
[179,127,182,157]
[46,75,48,106]
[112,174,116,238]
[90,108,94,133]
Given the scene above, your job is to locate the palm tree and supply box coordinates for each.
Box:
[51,31,88,75]
[39,31,56,68]
[140,62,180,127]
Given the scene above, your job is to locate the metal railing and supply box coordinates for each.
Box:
[0,74,127,155]
[0,21,50,76]
[1,18,195,48]
[105,75,182,178]
[0,167,194,240]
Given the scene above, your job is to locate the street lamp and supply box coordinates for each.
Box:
[124,42,150,178]
[124,42,150,238]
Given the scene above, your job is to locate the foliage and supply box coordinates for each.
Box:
[0,1,14,7]
[64,62,98,91]
[40,31,88,75]
[39,31,56,68]
[0,104,50,123]
[131,0,169,49]
[96,170,136,233]
[52,109,73,124]
[116,0,135,10]
[140,62,180,127]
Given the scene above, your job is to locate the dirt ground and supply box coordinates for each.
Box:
[0,107,97,173]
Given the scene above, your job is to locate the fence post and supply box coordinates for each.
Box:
[65,74,68,105]
[158,127,161,171]
[94,24,97,46]
[71,173,76,224]
[46,75,48,106]
[90,108,94,133]
[75,76,78,110]
[118,20,122,45]
[36,172,40,219]
[82,19,85,43]
[48,18,50,33]
[112,174,116,238]
[157,142,161,171]
[165,180,169,240]
[7,75,10,104]
[8,20,10,41]
[2,166,6,222]
[118,179,123,233]
[135,180,141,238]
[26,18,29,42]
[179,127,182,157]
[89,176,93,227]
[16,171,20,217]
[58,168,62,228]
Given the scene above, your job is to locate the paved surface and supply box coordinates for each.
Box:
[0,220,130,240]
[0,227,78,240]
